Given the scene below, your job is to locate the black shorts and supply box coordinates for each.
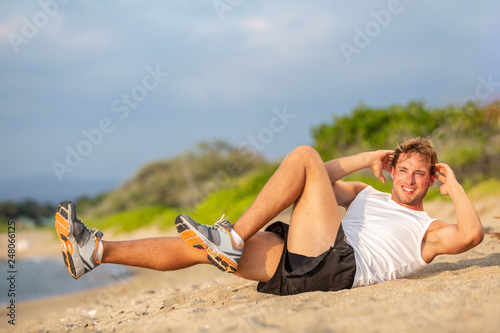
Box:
[257,221,356,296]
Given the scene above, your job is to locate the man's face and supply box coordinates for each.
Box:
[391,152,435,210]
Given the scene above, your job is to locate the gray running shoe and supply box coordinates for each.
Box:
[55,201,103,279]
[175,214,243,273]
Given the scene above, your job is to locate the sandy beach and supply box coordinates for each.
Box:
[2,196,499,333]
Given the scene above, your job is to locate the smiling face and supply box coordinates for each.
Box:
[391,152,435,211]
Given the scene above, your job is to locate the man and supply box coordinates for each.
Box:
[55,137,484,295]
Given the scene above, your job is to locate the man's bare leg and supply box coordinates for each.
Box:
[235,230,284,282]
[101,238,209,270]
[57,145,338,282]
[101,232,284,283]
[234,145,340,257]
[104,145,339,278]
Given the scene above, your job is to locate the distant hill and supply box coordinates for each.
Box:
[84,140,267,216]
[0,176,119,205]
[0,177,119,226]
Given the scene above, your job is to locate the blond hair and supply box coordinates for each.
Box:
[393,137,438,175]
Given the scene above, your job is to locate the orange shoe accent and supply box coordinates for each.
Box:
[223,229,243,250]
[93,241,101,265]
[55,212,73,256]
[180,229,196,239]
[55,212,69,236]
[180,230,208,249]
[206,248,237,273]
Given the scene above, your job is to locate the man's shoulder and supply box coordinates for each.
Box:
[353,184,388,198]
[334,181,369,209]
[347,181,371,193]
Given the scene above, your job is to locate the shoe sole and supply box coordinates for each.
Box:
[55,201,80,279]
[175,215,237,273]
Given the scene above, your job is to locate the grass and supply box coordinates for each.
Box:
[466,178,500,199]
[80,166,274,233]
[85,206,174,233]
[80,172,499,233]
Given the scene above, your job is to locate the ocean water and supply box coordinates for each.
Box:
[1,257,132,304]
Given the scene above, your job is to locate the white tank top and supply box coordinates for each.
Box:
[342,186,436,287]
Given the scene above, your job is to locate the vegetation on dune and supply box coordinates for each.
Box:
[86,163,278,232]
[0,200,54,227]
[85,100,498,232]
[86,140,266,216]
[312,100,500,183]
[85,206,180,233]
[189,163,279,224]
[1,100,499,230]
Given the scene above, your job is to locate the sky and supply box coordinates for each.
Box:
[0,0,499,203]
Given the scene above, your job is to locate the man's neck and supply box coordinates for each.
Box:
[390,194,425,211]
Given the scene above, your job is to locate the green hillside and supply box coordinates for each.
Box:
[84,100,499,232]
[85,163,279,232]
[82,140,266,216]
[1,100,499,230]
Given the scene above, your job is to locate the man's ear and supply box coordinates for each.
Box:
[429,174,436,186]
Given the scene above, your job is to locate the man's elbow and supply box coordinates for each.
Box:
[467,229,485,248]
[473,228,485,246]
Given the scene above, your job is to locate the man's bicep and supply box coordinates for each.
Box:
[333,181,367,209]
[427,221,479,256]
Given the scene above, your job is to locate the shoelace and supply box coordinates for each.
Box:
[213,214,230,229]
[215,214,227,224]
[89,228,101,237]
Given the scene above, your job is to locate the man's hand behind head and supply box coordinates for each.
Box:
[369,150,394,183]
[434,163,460,196]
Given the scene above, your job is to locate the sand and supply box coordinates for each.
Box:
[2,196,500,333]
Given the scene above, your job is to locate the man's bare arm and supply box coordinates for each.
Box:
[333,181,368,209]
[324,150,394,208]
[324,150,394,184]
[423,163,484,260]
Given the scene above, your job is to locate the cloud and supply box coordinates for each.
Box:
[0,15,23,40]
[166,6,339,107]
[237,9,336,62]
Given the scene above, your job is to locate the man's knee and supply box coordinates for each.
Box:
[291,145,321,160]
[290,145,324,168]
